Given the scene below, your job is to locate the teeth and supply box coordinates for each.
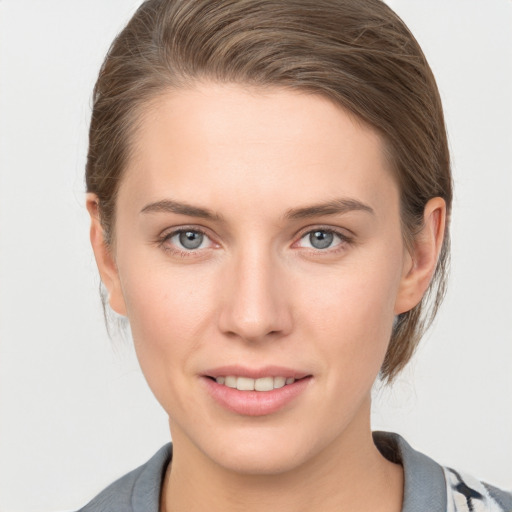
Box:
[274,376,286,389]
[224,376,237,388]
[215,375,296,391]
[254,376,273,391]
[237,377,255,391]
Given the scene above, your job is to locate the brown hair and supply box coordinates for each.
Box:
[86,0,452,382]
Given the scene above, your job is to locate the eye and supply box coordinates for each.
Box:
[164,229,213,251]
[297,229,346,250]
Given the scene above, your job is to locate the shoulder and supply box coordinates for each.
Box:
[76,443,172,512]
[373,431,512,512]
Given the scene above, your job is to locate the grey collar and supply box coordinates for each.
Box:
[131,443,172,512]
[374,431,447,512]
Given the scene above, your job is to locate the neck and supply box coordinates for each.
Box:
[161,401,403,512]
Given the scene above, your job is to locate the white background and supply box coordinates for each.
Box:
[0,1,511,511]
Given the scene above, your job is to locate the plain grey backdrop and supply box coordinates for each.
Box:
[0,1,511,511]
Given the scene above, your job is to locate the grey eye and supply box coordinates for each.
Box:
[178,230,204,250]
[309,230,334,249]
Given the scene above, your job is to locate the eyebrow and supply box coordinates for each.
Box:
[284,198,375,219]
[140,197,374,221]
[140,199,224,221]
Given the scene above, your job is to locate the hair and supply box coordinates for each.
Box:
[86,0,452,383]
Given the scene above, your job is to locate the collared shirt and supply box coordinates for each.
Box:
[78,432,512,512]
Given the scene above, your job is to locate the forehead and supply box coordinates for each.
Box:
[121,83,398,218]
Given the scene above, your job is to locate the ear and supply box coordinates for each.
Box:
[394,197,447,315]
[86,193,127,316]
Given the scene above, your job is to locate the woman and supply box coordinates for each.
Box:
[80,0,511,511]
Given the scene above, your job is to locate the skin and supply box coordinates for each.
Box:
[88,83,445,512]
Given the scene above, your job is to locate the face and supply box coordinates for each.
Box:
[93,84,422,475]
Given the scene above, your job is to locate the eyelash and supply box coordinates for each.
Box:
[157,226,353,258]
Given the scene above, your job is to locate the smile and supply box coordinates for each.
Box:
[204,371,312,416]
[215,376,296,391]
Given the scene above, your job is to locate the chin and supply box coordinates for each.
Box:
[212,441,311,476]
[188,421,331,476]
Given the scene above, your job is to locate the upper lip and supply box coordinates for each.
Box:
[204,365,310,380]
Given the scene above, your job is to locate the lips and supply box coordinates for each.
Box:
[202,366,312,416]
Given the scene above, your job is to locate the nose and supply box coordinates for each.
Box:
[217,246,293,343]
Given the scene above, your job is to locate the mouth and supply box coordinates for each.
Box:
[210,375,298,392]
[202,368,312,416]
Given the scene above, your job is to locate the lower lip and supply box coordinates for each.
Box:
[202,377,312,416]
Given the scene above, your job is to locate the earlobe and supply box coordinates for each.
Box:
[86,194,127,316]
[394,197,446,315]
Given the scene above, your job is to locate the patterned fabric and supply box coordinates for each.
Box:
[445,467,511,512]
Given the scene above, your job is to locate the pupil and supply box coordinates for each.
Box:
[310,230,333,249]
[179,231,203,250]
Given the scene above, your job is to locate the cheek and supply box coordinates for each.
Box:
[299,246,403,370]
[117,260,218,402]
[122,260,216,336]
